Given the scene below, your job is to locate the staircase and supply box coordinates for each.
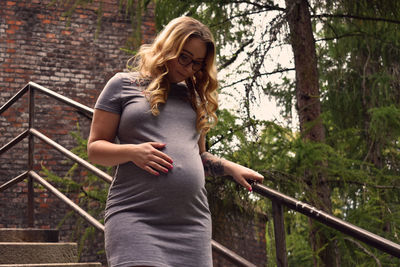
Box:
[0,228,102,267]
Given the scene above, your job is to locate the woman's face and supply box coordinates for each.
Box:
[166,37,207,83]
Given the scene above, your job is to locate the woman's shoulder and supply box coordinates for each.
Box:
[112,72,151,88]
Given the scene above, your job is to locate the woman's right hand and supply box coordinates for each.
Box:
[88,110,174,172]
[130,142,174,176]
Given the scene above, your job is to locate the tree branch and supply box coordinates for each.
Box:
[219,68,295,90]
[218,0,285,12]
[209,8,281,29]
[327,179,400,190]
[315,32,365,42]
[218,38,254,70]
[344,237,382,267]
[312,14,400,25]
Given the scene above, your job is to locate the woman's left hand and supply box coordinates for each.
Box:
[225,161,264,192]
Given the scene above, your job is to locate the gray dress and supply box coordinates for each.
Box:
[95,72,212,267]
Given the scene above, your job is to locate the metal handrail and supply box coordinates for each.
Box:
[28,82,94,118]
[252,183,400,259]
[0,82,255,267]
[29,170,105,232]
[0,85,29,116]
[0,130,29,155]
[29,128,113,184]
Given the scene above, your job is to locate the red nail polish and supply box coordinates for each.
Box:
[249,187,252,192]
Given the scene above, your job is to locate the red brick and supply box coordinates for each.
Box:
[39,203,49,209]
[46,33,55,38]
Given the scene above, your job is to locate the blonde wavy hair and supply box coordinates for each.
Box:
[129,16,218,134]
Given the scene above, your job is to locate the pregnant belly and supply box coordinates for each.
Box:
[106,151,207,218]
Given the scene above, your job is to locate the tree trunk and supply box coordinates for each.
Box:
[284,0,337,266]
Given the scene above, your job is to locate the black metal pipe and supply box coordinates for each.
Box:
[272,201,288,267]
[27,85,35,227]
[29,82,94,118]
[0,130,29,156]
[29,170,105,232]
[0,84,29,115]
[211,240,257,267]
[252,183,400,258]
[0,171,28,193]
[29,128,113,184]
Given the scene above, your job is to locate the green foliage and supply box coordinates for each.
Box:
[49,0,150,51]
[368,105,400,145]
[208,104,400,265]
[40,124,111,259]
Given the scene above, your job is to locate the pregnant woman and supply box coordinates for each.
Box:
[87,16,264,267]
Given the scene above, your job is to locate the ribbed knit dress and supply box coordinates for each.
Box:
[94,72,212,267]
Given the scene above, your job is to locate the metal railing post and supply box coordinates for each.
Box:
[272,200,288,267]
[27,85,35,227]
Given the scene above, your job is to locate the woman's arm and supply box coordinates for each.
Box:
[87,109,173,175]
[198,133,264,191]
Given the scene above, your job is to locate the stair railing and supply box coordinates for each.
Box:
[1,82,400,267]
[0,81,256,267]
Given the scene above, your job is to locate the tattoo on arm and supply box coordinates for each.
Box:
[201,152,225,177]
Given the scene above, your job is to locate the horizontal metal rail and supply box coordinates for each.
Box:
[0,171,28,193]
[0,84,29,115]
[0,82,94,118]
[252,182,400,258]
[212,240,257,267]
[0,129,29,156]
[29,170,105,232]
[29,82,94,118]
[29,128,113,184]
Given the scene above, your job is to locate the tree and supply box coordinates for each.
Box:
[284,1,335,265]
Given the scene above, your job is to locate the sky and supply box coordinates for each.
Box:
[217,3,298,130]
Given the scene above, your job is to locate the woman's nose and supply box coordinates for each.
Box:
[184,62,195,73]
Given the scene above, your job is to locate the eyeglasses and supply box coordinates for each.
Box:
[178,53,205,71]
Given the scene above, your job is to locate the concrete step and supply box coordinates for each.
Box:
[0,243,77,264]
[0,264,102,267]
[0,228,59,242]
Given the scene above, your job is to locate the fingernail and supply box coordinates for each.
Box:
[249,187,252,192]
[168,165,173,169]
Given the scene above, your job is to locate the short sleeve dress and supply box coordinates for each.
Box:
[94,72,212,267]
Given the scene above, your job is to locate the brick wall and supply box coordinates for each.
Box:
[0,0,155,265]
[0,1,267,266]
